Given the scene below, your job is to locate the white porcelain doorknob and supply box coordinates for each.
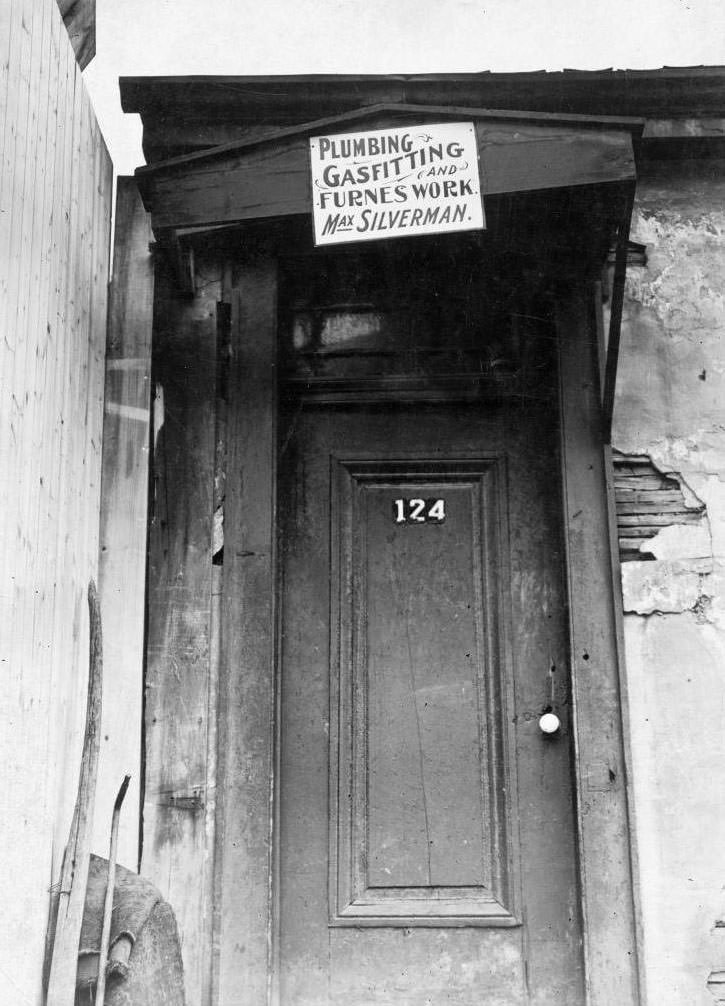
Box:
[539,711,561,735]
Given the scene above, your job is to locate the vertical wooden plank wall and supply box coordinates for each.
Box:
[142,250,279,1006]
[143,252,220,1006]
[0,0,112,1000]
[96,178,154,870]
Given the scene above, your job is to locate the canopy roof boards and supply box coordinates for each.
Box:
[121,75,650,439]
[121,67,725,162]
[128,100,641,237]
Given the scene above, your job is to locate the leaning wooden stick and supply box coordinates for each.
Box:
[95,775,131,1006]
[47,581,103,1006]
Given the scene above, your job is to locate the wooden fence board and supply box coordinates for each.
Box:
[97,177,154,870]
[0,1,112,999]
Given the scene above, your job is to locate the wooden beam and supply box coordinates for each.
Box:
[155,231,196,296]
[478,121,635,198]
[642,117,725,139]
[215,249,278,1006]
[120,68,725,126]
[602,185,635,443]
[136,102,642,177]
[138,116,725,165]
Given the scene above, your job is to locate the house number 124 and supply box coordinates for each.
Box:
[392,498,446,524]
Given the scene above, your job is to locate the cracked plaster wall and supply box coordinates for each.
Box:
[612,157,725,1005]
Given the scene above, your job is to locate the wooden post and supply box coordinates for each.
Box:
[215,248,278,1006]
[142,250,220,1006]
[557,288,641,1006]
[601,185,635,443]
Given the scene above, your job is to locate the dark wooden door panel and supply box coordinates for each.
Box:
[330,459,514,925]
[277,402,584,1006]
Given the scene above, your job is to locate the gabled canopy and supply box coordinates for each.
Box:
[127,84,643,440]
[132,102,642,238]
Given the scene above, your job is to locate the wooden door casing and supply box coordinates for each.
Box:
[212,253,641,1006]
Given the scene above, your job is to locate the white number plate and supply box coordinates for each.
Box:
[392,498,446,524]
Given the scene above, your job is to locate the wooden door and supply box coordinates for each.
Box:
[276,397,585,1006]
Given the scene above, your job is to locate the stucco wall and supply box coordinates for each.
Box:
[613,156,725,1005]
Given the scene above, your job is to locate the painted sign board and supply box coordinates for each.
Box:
[309,122,485,246]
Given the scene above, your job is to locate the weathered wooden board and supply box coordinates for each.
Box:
[0,0,111,998]
[142,136,311,230]
[96,178,154,869]
[215,254,278,1006]
[57,0,96,69]
[138,109,636,233]
[135,115,725,165]
[46,583,103,1006]
[556,290,641,1006]
[477,123,635,195]
[142,252,220,1006]
[120,68,725,131]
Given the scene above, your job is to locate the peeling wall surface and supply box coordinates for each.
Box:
[613,155,725,1005]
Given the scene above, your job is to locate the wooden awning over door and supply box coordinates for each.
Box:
[129,92,642,438]
[132,102,642,238]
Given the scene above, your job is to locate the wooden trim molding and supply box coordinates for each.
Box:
[200,236,641,1006]
[556,287,641,1006]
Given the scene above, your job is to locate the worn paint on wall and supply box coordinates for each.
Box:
[0,0,112,1000]
[613,158,725,1005]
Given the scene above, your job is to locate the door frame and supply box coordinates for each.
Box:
[211,242,641,1006]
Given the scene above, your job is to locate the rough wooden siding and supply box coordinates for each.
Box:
[0,0,112,1000]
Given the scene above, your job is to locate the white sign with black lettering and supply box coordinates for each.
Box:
[309,122,485,246]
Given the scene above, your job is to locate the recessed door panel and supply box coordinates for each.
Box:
[330,460,515,925]
[277,401,584,1006]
